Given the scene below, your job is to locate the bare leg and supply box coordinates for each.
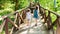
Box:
[27,20,30,34]
[35,19,37,26]
[27,19,29,26]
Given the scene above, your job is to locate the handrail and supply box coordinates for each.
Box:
[39,5,60,17]
[38,3,60,34]
[48,10,60,16]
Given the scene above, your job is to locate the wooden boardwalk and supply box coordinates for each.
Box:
[14,15,54,34]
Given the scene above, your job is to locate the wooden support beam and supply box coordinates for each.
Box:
[5,18,9,34]
[18,13,24,24]
[0,20,6,34]
[10,27,14,34]
[56,17,60,34]
[14,13,18,23]
[7,18,19,29]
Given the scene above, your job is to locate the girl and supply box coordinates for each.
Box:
[26,9,31,26]
[33,6,39,26]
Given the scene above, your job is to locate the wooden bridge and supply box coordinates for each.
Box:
[0,2,60,34]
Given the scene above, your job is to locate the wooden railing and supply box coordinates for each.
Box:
[0,2,35,34]
[38,3,60,34]
[0,11,28,34]
[0,3,30,34]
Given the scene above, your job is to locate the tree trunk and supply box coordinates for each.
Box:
[15,0,18,11]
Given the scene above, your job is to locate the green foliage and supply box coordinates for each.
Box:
[18,0,29,9]
[50,13,57,22]
[0,20,2,25]
[1,31,5,34]
[0,10,11,16]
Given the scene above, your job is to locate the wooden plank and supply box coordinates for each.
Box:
[14,25,35,34]
[14,23,42,34]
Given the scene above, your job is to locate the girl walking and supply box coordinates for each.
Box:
[26,9,31,26]
[33,6,39,26]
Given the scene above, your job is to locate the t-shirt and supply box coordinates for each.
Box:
[26,12,31,20]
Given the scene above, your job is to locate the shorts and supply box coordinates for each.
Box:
[26,17,31,22]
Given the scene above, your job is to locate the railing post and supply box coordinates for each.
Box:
[47,11,52,30]
[43,9,46,24]
[14,12,20,27]
[46,11,54,34]
[13,12,21,33]
[4,17,9,34]
[56,16,60,34]
[17,12,20,27]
